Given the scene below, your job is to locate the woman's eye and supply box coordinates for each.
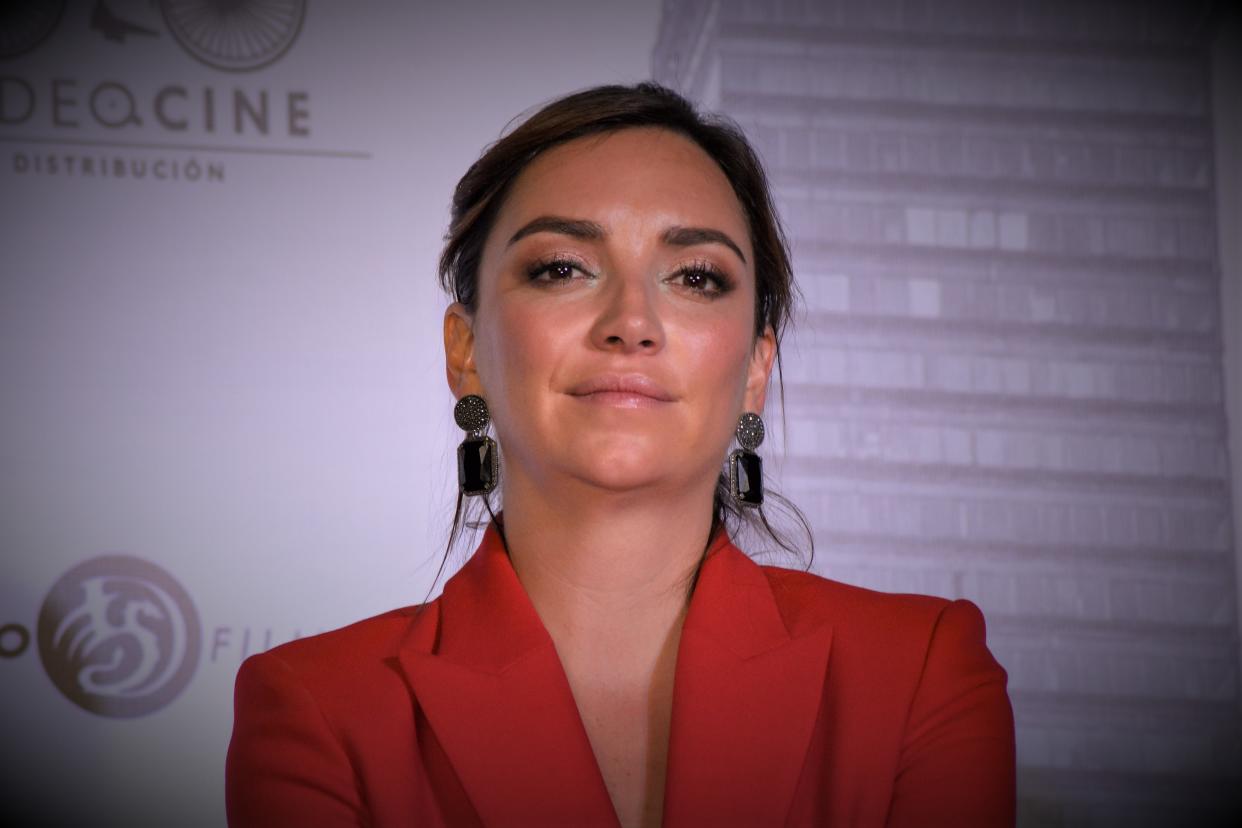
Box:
[526,258,730,296]
[670,264,729,296]
[526,259,588,284]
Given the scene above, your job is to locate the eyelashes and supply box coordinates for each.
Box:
[672,262,732,296]
[525,257,585,284]
[524,256,734,298]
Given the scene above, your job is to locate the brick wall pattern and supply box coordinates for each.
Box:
[653,1,1240,824]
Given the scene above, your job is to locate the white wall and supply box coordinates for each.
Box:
[0,2,660,824]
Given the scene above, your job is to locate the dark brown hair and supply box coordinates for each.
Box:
[430,82,813,596]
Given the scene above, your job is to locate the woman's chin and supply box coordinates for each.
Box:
[520,432,716,496]
[564,451,685,495]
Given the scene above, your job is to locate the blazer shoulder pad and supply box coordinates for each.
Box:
[760,564,950,639]
[251,604,424,681]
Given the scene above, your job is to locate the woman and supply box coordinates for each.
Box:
[226,82,1015,827]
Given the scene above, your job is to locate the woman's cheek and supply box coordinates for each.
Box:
[685,319,751,388]
[489,309,556,419]
[472,321,520,422]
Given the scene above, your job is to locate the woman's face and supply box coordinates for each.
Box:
[445,126,775,498]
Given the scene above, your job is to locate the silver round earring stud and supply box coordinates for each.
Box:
[736,411,765,452]
[454,394,491,436]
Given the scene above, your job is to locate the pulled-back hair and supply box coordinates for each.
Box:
[432,82,813,595]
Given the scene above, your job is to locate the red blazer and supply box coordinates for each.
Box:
[226,521,1015,826]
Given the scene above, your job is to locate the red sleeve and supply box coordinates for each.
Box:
[225,651,369,827]
[886,599,1016,827]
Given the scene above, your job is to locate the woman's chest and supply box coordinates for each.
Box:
[569,675,675,828]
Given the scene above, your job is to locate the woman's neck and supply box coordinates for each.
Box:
[495,466,718,666]
[494,468,717,828]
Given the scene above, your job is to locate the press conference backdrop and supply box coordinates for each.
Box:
[1,1,1238,826]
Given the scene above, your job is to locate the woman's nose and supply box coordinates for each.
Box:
[589,272,664,353]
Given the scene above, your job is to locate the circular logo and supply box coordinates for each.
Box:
[159,0,307,72]
[38,556,201,718]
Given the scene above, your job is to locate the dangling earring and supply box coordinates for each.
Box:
[729,412,765,507]
[455,394,499,496]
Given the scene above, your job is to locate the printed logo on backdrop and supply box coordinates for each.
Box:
[1,0,367,185]
[37,555,202,718]
[2,0,306,68]
[0,553,318,717]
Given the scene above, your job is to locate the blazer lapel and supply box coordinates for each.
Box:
[663,533,834,828]
[393,521,832,827]
[394,523,620,827]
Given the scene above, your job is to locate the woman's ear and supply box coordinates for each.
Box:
[742,325,777,414]
[443,303,482,397]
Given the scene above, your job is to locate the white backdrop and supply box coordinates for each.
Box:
[1,2,661,824]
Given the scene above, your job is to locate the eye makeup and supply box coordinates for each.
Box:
[525,254,596,285]
[666,258,734,297]
[523,255,735,298]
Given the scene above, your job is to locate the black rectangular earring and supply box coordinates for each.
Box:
[728,412,764,507]
[455,395,499,496]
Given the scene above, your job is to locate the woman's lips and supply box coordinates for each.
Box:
[571,390,672,409]
[566,373,676,408]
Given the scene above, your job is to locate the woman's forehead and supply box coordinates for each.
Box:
[493,127,751,248]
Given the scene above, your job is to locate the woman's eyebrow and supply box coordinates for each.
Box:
[507,216,605,246]
[506,214,747,265]
[662,225,746,265]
